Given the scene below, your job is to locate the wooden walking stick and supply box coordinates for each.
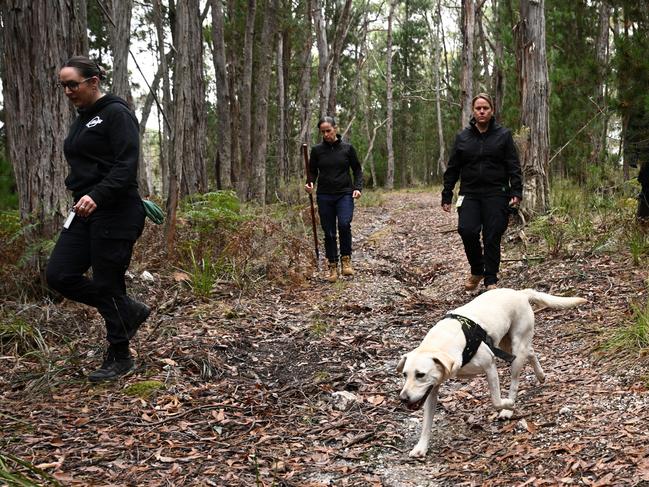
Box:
[302,143,320,269]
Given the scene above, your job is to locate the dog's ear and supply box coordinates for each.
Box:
[396,354,407,373]
[432,352,458,379]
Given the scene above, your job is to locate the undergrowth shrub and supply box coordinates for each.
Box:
[602,299,649,352]
[174,191,313,296]
[0,451,63,487]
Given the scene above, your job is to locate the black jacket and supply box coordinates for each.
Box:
[442,117,522,205]
[64,94,140,207]
[309,135,363,194]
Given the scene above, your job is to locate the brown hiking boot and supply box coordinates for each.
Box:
[326,262,338,283]
[464,274,483,291]
[341,255,354,276]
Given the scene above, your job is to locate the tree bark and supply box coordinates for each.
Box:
[152,0,173,198]
[276,34,288,184]
[517,0,551,214]
[166,0,207,249]
[435,0,447,176]
[590,0,610,166]
[210,0,233,189]
[238,0,257,199]
[460,0,476,127]
[385,0,396,190]
[0,0,87,243]
[108,0,133,106]
[295,0,313,178]
[250,0,279,202]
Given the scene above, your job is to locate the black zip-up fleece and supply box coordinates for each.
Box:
[308,135,363,194]
[64,94,140,207]
[442,117,522,205]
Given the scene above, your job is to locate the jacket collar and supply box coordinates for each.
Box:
[469,116,499,134]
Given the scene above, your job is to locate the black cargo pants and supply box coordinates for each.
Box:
[457,195,510,286]
[46,197,145,345]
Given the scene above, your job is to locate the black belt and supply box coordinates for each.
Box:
[445,313,516,366]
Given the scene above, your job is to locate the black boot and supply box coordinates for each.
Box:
[88,343,135,382]
[125,298,150,339]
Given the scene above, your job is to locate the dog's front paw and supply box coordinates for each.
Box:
[496,398,514,410]
[409,443,428,458]
[498,408,514,420]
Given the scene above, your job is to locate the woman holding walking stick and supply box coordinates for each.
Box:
[305,116,363,283]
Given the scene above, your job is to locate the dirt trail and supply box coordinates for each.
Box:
[2,190,648,486]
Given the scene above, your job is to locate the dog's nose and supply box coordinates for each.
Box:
[399,391,409,402]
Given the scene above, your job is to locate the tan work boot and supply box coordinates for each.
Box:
[326,262,338,283]
[341,255,354,276]
[486,284,498,291]
[464,274,483,291]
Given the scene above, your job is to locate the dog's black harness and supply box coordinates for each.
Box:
[445,313,516,366]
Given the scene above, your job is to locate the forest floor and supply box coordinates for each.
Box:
[2,190,649,486]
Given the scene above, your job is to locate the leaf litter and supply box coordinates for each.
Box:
[0,191,648,486]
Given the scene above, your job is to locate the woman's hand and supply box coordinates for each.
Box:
[352,190,361,199]
[442,203,452,213]
[509,196,521,207]
[74,195,97,217]
[305,182,314,194]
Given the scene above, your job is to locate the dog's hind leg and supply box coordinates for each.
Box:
[409,385,439,458]
[529,350,545,383]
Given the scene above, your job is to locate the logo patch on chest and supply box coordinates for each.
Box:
[86,116,103,128]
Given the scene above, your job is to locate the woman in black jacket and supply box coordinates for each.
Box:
[46,56,149,382]
[441,93,522,291]
[305,116,363,282]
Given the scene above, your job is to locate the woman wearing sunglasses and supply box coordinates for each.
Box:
[46,56,149,382]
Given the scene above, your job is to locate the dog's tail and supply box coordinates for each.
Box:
[520,289,587,309]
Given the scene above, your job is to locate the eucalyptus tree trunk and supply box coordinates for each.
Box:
[152,0,172,198]
[250,0,279,202]
[238,0,257,199]
[0,0,87,246]
[295,0,313,175]
[492,0,505,118]
[434,0,446,175]
[460,0,475,127]
[211,0,233,189]
[276,35,288,184]
[517,0,550,214]
[138,66,162,196]
[166,0,207,249]
[590,0,610,166]
[313,0,353,117]
[108,0,133,106]
[385,0,396,190]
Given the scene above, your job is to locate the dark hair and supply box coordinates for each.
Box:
[471,92,494,111]
[317,116,336,128]
[63,56,106,80]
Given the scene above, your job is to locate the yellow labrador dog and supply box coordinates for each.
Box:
[398,288,586,458]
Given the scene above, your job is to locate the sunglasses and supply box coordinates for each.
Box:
[59,77,94,91]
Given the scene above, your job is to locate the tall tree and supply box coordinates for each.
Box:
[517,0,551,213]
[238,0,257,198]
[294,0,313,177]
[107,0,133,105]
[166,0,207,248]
[460,0,476,127]
[0,1,87,243]
[249,0,279,202]
[210,0,233,189]
[589,0,610,166]
[385,0,396,190]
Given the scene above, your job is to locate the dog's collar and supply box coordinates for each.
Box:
[445,313,516,366]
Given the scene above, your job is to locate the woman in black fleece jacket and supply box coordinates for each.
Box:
[46,56,149,382]
[305,116,363,282]
[441,93,522,291]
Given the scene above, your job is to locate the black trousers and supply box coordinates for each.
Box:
[46,198,145,346]
[638,191,649,220]
[457,195,509,286]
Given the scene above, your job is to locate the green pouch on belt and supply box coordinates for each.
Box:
[142,199,165,225]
